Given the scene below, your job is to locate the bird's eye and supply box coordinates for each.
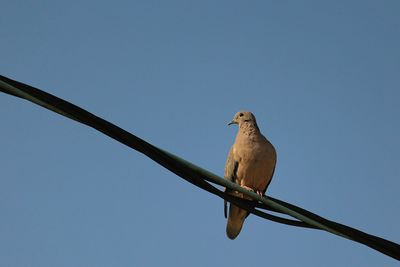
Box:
[239,113,244,117]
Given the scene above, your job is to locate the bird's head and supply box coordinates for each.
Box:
[228,111,257,127]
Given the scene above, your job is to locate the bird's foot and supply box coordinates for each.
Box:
[255,190,264,198]
[240,186,263,197]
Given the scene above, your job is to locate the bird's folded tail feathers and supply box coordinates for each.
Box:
[226,204,248,240]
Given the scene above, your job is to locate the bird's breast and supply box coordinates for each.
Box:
[234,140,276,192]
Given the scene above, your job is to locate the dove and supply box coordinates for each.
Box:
[224,111,277,239]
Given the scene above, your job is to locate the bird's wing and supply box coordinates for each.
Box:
[262,140,277,195]
[224,146,238,218]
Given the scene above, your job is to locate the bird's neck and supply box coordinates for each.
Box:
[239,122,260,137]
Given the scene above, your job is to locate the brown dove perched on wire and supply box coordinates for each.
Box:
[224,111,277,239]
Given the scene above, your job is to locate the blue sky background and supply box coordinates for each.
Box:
[1,1,399,266]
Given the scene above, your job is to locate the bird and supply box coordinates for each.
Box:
[224,111,277,239]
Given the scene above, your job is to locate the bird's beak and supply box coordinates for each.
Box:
[228,120,236,126]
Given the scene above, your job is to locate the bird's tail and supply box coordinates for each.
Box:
[226,204,248,240]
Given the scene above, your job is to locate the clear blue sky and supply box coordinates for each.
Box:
[1,1,399,266]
